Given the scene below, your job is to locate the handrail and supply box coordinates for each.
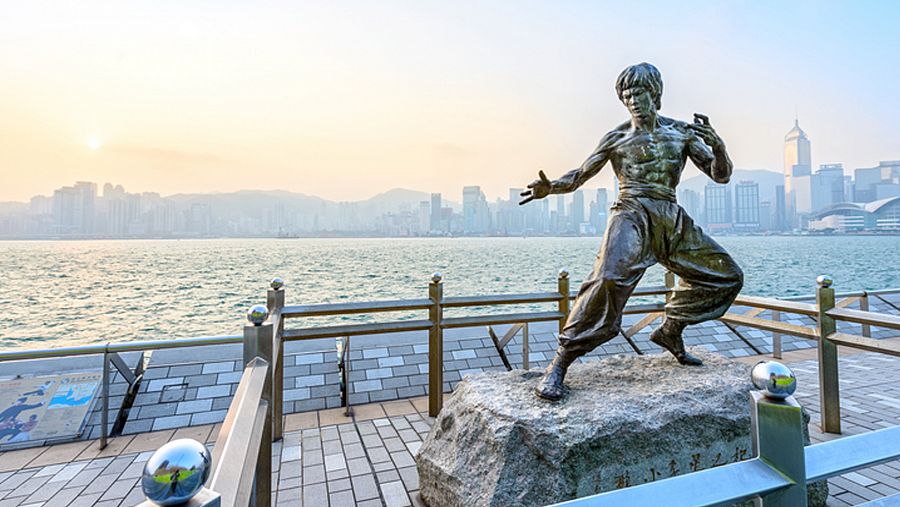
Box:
[442,311,564,329]
[282,298,433,318]
[827,333,900,357]
[805,425,900,482]
[0,334,242,362]
[209,357,269,507]
[443,291,561,308]
[732,295,818,316]
[826,307,900,330]
[549,458,791,507]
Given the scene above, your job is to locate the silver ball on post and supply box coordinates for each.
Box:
[270,277,284,290]
[431,272,442,284]
[751,360,797,400]
[141,438,211,506]
[816,274,833,288]
[247,304,269,326]
[558,269,569,279]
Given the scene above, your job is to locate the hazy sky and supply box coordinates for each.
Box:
[2,1,899,203]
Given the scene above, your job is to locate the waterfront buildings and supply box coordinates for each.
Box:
[704,183,732,232]
[733,181,761,231]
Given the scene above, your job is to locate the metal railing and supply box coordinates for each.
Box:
[2,272,899,441]
[546,389,900,507]
[137,317,273,507]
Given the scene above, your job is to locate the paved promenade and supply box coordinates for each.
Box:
[2,346,900,506]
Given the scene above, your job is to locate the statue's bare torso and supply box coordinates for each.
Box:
[602,117,709,192]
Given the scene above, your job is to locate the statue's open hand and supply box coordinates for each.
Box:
[688,113,724,149]
[519,170,552,205]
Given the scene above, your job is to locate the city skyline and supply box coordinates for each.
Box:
[3,2,900,203]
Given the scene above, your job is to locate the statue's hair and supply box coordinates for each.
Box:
[615,63,663,110]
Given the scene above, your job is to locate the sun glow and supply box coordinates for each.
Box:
[86,137,102,151]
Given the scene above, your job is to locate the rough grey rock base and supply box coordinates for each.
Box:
[416,349,826,507]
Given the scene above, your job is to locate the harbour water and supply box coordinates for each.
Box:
[1,236,898,350]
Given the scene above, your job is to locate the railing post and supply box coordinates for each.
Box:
[244,309,272,507]
[860,291,871,337]
[428,273,444,417]
[558,270,570,336]
[815,275,841,434]
[664,271,675,303]
[772,310,783,360]
[267,278,285,442]
[522,322,530,370]
[750,391,807,506]
[100,349,110,450]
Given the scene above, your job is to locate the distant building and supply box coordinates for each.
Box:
[52,181,96,235]
[733,181,760,230]
[462,186,491,234]
[809,164,845,212]
[704,183,732,231]
[774,184,787,231]
[678,188,702,221]
[589,188,608,234]
[784,120,811,219]
[571,190,584,234]
[853,161,900,202]
[430,193,441,231]
[807,196,900,232]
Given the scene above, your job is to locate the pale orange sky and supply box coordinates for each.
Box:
[2,1,899,202]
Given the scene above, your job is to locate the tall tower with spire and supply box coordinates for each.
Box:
[783,119,811,222]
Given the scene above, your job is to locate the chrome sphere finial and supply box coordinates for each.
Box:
[141,438,211,506]
[751,361,797,400]
[247,305,269,325]
[431,272,442,283]
[270,277,284,290]
[558,269,569,279]
[816,275,833,288]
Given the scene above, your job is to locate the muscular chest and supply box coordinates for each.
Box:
[615,131,686,165]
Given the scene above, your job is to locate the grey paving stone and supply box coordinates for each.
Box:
[201,361,235,374]
[294,374,325,388]
[196,384,231,399]
[351,474,380,501]
[176,398,213,415]
[191,409,228,426]
[152,414,192,431]
[168,364,203,376]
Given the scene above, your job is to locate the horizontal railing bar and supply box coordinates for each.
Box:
[622,302,666,314]
[442,311,565,329]
[805,425,900,482]
[866,288,900,296]
[569,285,669,299]
[0,334,243,362]
[828,333,900,357]
[732,295,818,316]
[282,298,434,318]
[720,313,818,340]
[443,292,562,308]
[548,458,790,507]
[826,307,900,330]
[283,320,434,340]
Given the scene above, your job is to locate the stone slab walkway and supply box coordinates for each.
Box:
[3,346,900,506]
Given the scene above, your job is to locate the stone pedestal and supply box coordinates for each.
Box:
[416,349,826,507]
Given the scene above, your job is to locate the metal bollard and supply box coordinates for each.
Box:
[244,307,272,507]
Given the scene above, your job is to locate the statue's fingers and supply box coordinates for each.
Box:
[520,190,532,197]
[519,196,535,206]
[693,113,710,125]
[539,170,550,183]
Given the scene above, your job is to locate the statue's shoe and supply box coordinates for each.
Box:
[534,363,567,401]
[650,328,703,366]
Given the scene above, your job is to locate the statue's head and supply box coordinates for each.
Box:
[615,63,663,119]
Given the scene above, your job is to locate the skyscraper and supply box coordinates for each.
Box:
[784,119,811,218]
[462,186,490,234]
[704,183,732,232]
[734,181,760,230]
[430,193,441,231]
[571,190,584,234]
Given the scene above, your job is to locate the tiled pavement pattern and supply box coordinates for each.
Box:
[3,350,900,506]
[97,291,899,437]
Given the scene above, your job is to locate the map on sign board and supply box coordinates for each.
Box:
[0,372,101,448]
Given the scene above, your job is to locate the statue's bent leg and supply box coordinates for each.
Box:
[654,209,743,364]
[536,204,652,400]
